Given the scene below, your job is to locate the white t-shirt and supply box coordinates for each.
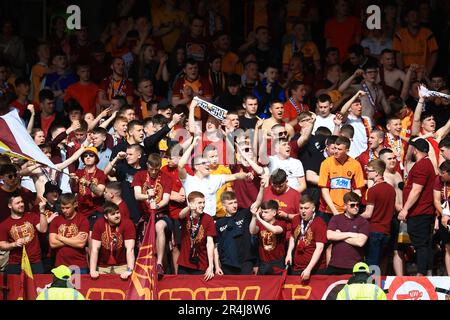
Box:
[313,113,336,134]
[344,115,372,159]
[268,156,304,190]
[182,174,226,217]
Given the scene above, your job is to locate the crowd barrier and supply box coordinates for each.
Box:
[3,274,450,300]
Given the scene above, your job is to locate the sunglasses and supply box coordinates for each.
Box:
[277,131,288,137]
[348,203,360,208]
[82,153,96,158]
[6,173,18,179]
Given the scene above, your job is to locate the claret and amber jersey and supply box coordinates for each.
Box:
[318,156,365,214]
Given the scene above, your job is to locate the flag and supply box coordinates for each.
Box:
[193,96,228,121]
[126,210,158,300]
[20,247,37,300]
[0,108,57,170]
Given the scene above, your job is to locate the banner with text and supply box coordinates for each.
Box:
[5,274,450,300]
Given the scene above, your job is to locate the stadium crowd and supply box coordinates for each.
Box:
[0,0,449,281]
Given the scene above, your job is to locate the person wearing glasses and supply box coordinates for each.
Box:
[70,147,107,231]
[0,164,35,223]
[360,159,396,271]
[178,136,252,218]
[326,191,369,275]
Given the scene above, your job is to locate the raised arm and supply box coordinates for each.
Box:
[188,99,200,135]
[340,90,366,117]
[26,104,36,134]
[255,213,283,234]
[338,69,364,93]
[296,117,314,148]
[56,146,86,170]
[235,143,265,175]
[411,88,426,136]
[400,64,417,100]
[178,136,197,180]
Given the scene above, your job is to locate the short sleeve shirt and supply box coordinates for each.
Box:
[328,214,369,269]
[50,213,89,268]
[178,213,217,271]
[256,219,286,263]
[393,27,439,68]
[131,170,173,216]
[366,182,396,234]
[91,218,136,267]
[75,168,107,218]
[181,174,226,217]
[268,156,305,191]
[318,156,365,214]
[403,157,436,217]
[0,213,41,264]
[291,215,327,271]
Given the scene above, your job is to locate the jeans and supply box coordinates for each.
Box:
[366,232,390,267]
[6,261,44,275]
[316,211,332,225]
[407,214,434,275]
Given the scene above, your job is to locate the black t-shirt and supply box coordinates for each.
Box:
[115,162,145,224]
[239,116,258,131]
[215,209,256,268]
[298,134,327,173]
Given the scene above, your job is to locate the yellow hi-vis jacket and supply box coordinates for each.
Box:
[36,287,85,300]
[336,283,387,300]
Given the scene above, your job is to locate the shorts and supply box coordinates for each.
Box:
[171,218,182,246]
[98,265,128,275]
[0,250,9,272]
[156,215,173,237]
[437,221,450,245]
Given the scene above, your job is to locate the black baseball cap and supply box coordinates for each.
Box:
[157,99,172,111]
[409,138,429,154]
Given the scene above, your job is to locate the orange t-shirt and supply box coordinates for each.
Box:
[172,76,213,119]
[324,16,362,62]
[318,156,365,214]
[400,109,414,139]
[393,27,439,68]
[31,63,47,103]
[221,52,242,75]
[282,41,320,66]
[65,82,99,115]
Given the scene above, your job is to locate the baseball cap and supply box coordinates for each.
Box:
[157,99,172,111]
[409,138,429,153]
[51,265,72,280]
[353,262,370,274]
